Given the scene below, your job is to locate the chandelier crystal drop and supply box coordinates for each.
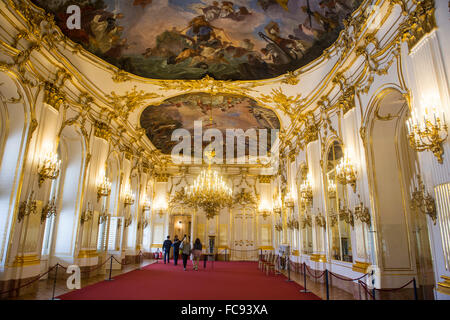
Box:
[184,150,233,219]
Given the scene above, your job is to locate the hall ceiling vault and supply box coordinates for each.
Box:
[0,0,436,168]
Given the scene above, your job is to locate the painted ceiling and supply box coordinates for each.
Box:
[32,0,363,81]
[140,93,280,155]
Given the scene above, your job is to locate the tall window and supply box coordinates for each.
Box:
[326,141,353,262]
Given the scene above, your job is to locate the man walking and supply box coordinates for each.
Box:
[172,235,181,266]
[162,236,172,264]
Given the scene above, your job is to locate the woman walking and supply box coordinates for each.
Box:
[180,236,191,271]
[192,238,202,271]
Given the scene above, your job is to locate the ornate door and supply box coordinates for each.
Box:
[232,208,257,261]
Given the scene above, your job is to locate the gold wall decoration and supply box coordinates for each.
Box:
[18,191,37,223]
[43,81,65,110]
[258,175,272,184]
[41,196,57,223]
[337,87,356,115]
[105,86,161,120]
[410,175,437,225]
[94,120,112,141]
[354,195,371,226]
[282,71,299,86]
[157,75,254,96]
[259,88,303,122]
[315,213,326,229]
[111,69,131,83]
[402,0,436,52]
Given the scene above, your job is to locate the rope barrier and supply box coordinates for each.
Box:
[0,265,57,296]
[0,251,147,297]
[373,279,414,292]
[304,264,326,279]
[329,271,369,282]
[358,280,375,299]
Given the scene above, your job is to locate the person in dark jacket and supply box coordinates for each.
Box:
[192,238,202,271]
[162,236,172,264]
[172,235,182,266]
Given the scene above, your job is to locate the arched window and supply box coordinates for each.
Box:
[326,141,353,262]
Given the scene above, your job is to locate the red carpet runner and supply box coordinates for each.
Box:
[58,261,321,300]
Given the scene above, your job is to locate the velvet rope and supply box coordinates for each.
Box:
[304,264,326,279]
[373,279,414,292]
[0,265,57,296]
[329,271,369,282]
[358,280,375,299]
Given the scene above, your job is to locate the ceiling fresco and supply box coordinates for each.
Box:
[32,0,363,81]
[140,93,280,156]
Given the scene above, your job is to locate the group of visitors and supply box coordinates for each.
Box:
[162,235,203,271]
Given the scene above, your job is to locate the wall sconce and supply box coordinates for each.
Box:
[410,175,437,225]
[338,200,354,227]
[407,108,448,164]
[336,155,357,193]
[18,191,37,222]
[327,179,337,199]
[99,205,108,224]
[315,210,326,229]
[301,214,312,229]
[300,176,313,204]
[41,196,57,223]
[142,196,152,212]
[124,215,133,228]
[353,195,371,226]
[287,217,299,230]
[284,193,294,208]
[124,186,135,207]
[80,202,93,223]
[38,151,61,187]
[275,221,283,232]
[97,176,112,202]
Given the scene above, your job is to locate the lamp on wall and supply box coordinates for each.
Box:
[41,196,57,223]
[258,201,271,220]
[38,151,61,187]
[335,154,357,193]
[123,186,135,207]
[410,174,437,225]
[406,108,448,164]
[97,176,112,202]
[142,195,151,211]
[284,192,294,208]
[327,179,337,199]
[80,202,94,223]
[18,191,37,222]
[300,174,313,204]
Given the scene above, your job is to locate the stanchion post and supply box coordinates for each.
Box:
[413,278,418,300]
[302,263,310,293]
[286,258,293,282]
[52,264,59,300]
[325,269,330,300]
[106,255,114,281]
[371,270,376,300]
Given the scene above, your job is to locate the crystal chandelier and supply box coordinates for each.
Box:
[184,150,233,219]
